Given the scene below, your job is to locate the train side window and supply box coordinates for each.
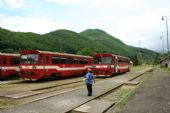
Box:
[74,58,79,64]
[46,56,49,64]
[10,58,20,65]
[68,58,73,64]
[52,56,60,64]
[61,57,67,64]
[80,59,84,64]
[79,59,88,64]
[3,57,6,65]
[84,60,88,64]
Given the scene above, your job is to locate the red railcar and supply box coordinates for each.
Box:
[92,54,131,77]
[0,53,20,78]
[20,50,92,81]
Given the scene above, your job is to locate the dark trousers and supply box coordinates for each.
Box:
[86,83,92,96]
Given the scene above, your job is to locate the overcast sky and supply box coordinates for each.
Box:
[0,0,170,52]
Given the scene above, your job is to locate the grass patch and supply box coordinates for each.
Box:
[111,86,135,103]
[109,71,154,113]
[160,68,170,75]
[131,65,152,71]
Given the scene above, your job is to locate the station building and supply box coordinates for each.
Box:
[160,55,170,68]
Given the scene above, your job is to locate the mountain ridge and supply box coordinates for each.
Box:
[0,27,159,65]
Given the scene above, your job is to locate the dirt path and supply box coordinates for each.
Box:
[115,69,170,113]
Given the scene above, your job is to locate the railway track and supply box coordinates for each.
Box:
[0,77,105,108]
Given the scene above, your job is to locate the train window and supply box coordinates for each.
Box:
[3,57,6,65]
[28,54,38,64]
[52,56,60,64]
[74,58,79,64]
[61,57,67,64]
[21,54,38,64]
[10,58,20,65]
[84,60,88,64]
[80,59,88,64]
[80,59,84,64]
[101,57,112,64]
[68,58,73,64]
[46,56,49,64]
[93,57,101,64]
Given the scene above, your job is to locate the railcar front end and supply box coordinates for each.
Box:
[0,53,20,78]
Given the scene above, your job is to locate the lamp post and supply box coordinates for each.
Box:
[162,16,169,53]
[160,36,164,54]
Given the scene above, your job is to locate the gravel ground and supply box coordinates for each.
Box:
[110,69,170,113]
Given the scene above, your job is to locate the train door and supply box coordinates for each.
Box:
[114,56,118,73]
[44,55,50,75]
[39,54,46,74]
[0,55,2,66]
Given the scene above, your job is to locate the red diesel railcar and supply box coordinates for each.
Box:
[92,54,131,77]
[0,53,20,78]
[20,50,92,81]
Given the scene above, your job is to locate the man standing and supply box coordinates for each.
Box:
[85,68,95,96]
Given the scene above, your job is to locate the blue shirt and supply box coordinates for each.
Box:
[85,72,94,84]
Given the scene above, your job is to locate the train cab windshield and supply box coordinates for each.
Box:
[21,54,38,64]
[93,57,112,64]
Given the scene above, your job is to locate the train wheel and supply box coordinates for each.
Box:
[50,73,61,80]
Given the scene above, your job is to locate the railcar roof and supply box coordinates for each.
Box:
[21,50,92,58]
[0,53,20,56]
[93,53,130,59]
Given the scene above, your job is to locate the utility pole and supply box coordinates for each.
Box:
[160,36,164,54]
[139,41,140,48]
[162,16,169,53]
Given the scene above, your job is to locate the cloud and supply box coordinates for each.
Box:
[87,0,169,51]
[45,0,87,5]
[0,0,3,6]
[0,0,25,9]
[0,14,72,34]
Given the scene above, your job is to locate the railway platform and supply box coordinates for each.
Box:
[0,67,153,113]
[0,79,23,85]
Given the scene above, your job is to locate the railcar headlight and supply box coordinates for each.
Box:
[32,66,36,69]
[92,66,96,68]
[107,65,111,68]
[19,66,22,69]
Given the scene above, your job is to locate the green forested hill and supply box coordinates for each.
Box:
[80,29,159,64]
[0,27,159,65]
[80,29,134,56]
